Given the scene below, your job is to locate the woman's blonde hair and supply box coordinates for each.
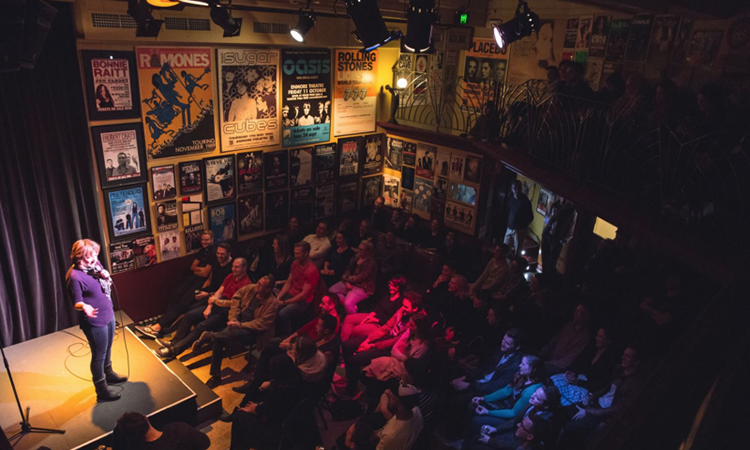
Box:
[70,239,100,264]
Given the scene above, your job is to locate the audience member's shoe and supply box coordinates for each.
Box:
[155,337,173,348]
[135,325,160,339]
[206,376,221,389]
[191,331,214,352]
[232,382,250,394]
[156,346,175,359]
[219,407,237,423]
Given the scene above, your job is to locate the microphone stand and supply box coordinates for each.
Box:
[0,331,65,441]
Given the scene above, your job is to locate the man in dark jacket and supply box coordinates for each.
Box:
[504,180,534,257]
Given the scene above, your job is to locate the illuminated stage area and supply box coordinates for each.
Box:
[0,314,210,450]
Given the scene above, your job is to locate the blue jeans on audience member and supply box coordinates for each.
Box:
[210,326,256,377]
[82,319,115,382]
[275,296,311,337]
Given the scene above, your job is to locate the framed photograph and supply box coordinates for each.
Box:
[155,199,178,232]
[314,184,335,220]
[181,194,203,227]
[537,188,556,216]
[403,142,416,167]
[265,191,289,230]
[400,190,413,213]
[386,137,403,171]
[445,201,476,234]
[132,235,157,268]
[204,155,236,203]
[290,147,313,187]
[383,174,401,208]
[237,151,263,195]
[435,150,450,178]
[338,136,362,178]
[413,178,433,214]
[291,187,314,224]
[81,50,140,121]
[151,165,176,200]
[361,176,382,208]
[104,184,151,241]
[449,154,465,181]
[362,133,385,176]
[208,202,237,244]
[179,161,203,195]
[448,182,478,206]
[110,240,135,274]
[402,166,415,191]
[264,150,289,191]
[314,143,336,183]
[159,230,181,261]
[464,156,482,183]
[238,193,264,235]
[92,123,147,189]
[416,144,437,179]
[337,180,358,214]
[185,224,204,254]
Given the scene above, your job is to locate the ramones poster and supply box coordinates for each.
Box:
[281,48,332,147]
[218,49,280,151]
[136,47,216,159]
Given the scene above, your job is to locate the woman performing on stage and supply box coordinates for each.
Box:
[65,239,127,402]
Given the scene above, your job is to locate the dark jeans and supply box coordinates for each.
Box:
[171,306,229,354]
[342,335,391,395]
[541,233,563,276]
[230,410,281,450]
[210,326,257,376]
[275,297,311,337]
[157,277,206,330]
[240,338,285,407]
[81,319,115,383]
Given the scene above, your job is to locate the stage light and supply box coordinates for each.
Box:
[402,0,437,53]
[396,77,408,89]
[128,0,164,37]
[291,11,316,43]
[147,0,180,7]
[345,0,401,52]
[210,3,242,37]
[179,0,210,6]
[492,1,539,50]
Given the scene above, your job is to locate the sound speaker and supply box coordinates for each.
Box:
[0,0,57,73]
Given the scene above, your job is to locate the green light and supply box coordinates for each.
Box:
[460,13,468,24]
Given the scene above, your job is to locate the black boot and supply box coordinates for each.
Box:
[94,379,121,402]
[105,365,128,384]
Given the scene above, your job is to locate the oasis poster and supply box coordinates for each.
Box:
[136,47,216,159]
[333,49,378,137]
[218,48,280,151]
[281,48,332,147]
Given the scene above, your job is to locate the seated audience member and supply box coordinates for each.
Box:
[471,244,510,297]
[493,257,529,302]
[425,262,457,316]
[374,360,438,433]
[156,257,251,358]
[342,275,407,340]
[372,196,391,232]
[203,275,278,388]
[196,243,234,301]
[551,327,619,406]
[114,411,210,450]
[342,293,424,397]
[557,62,593,100]
[648,79,680,122]
[596,72,625,104]
[457,302,506,363]
[331,240,378,314]
[344,420,378,450]
[421,218,445,250]
[276,241,320,336]
[397,214,423,246]
[374,227,405,278]
[539,302,592,374]
[250,235,293,282]
[514,275,563,352]
[376,388,424,450]
[558,346,644,449]
[364,315,433,382]
[468,413,548,450]
[441,274,472,327]
[469,356,545,433]
[289,335,328,384]
[322,231,356,288]
[136,231,217,338]
[229,355,303,450]
[452,290,492,341]
[284,216,303,246]
[352,219,376,248]
[282,292,344,349]
[389,208,405,231]
[304,221,333,269]
[439,232,465,267]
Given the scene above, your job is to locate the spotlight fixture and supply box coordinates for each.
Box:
[146,0,180,7]
[210,2,242,37]
[345,0,401,52]
[179,0,211,6]
[128,0,164,37]
[291,11,316,43]
[492,1,539,50]
[402,0,437,53]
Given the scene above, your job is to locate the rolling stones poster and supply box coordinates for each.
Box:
[363,133,384,176]
[333,49,378,137]
[314,144,336,183]
[281,48,332,147]
[237,151,263,195]
[136,47,216,159]
[462,39,508,107]
[218,49,280,151]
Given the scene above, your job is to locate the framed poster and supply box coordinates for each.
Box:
[435,150,450,178]
[110,240,135,274]
[338,136,362,178]
[238,193,264,235]
[413,178,433,214]
[314,143,336,183]
[576,16,593,49]
[81,50,140,121]
[184,224,204,254]
[403,142,416,167]
[647,16,679,66]
[431,177,448,218]
[181,194,202,227]
[685,30,724,66]
[265,191,289,230]
[386,137,403,171]
[605,19,631,63]
[415,144,436,179]
[237,150,263,194]
[333,49,378,137]
[264,150,289,191]
[204,155,236,203]
[281,48,332,147]
[104,184,151,241]
[179,160,203,195]
[132,235,157,268]
[151,165,176,200]
[671,17,694,65]
[314,184,335,220]
[155,200,178,232]
[361,176,382,208]
[362,133,385,176]
[464,156,482,183]
[400,190,413,213]
[209,202,236,244]
[159,230,181,261]
[448,182,477,206]
[402,166,415,191]
[291,187,314,224]
[445,201,475,234]
[290,147,313,187]
[589,16,609,58]
[337,180,358,214]
[92,123,147,189]
[624,15,654,62]
[383,174,400,208]
[449,154,465,181]
[536,187,555,216]
[218,48,280,151]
